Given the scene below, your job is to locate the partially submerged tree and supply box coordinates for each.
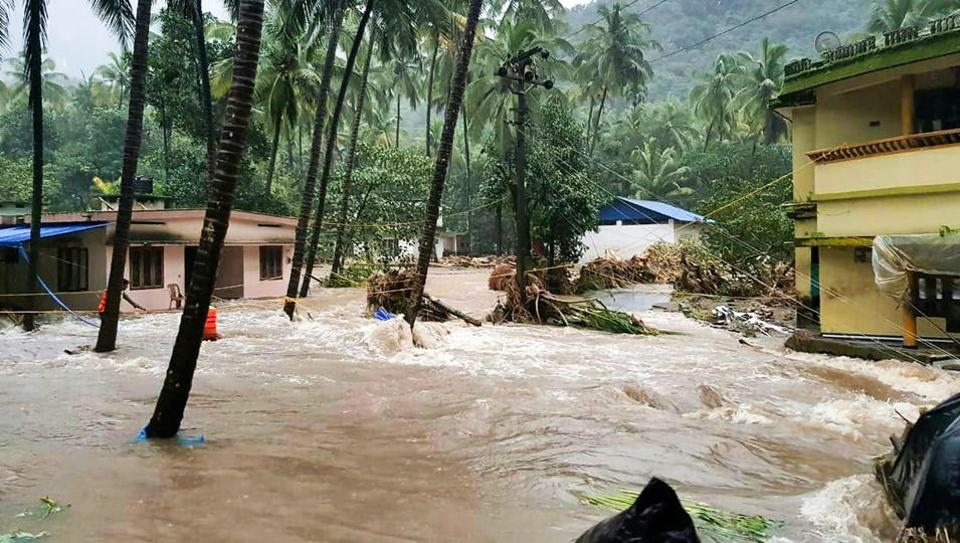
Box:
[145,0,265,438]
[406,0,484,327]
[283,0,345,319]
[96,0,153,353]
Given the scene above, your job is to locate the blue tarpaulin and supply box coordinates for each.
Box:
[0,222,109,247]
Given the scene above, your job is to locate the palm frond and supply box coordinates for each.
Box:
[88,0,135,45]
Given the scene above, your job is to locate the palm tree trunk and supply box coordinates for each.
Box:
[145,0,265,439]
[331,36,374,276]
[395,90,401,148]
[590,86,607,157]
[298,0,374,298]
[495,197,503,254]
[264,118,281,193]
[406,0,483,328]
[191,0,216,181]
[703,119,715,151]
[282,0,345,319]
[23,0,44,333]
[585,96,595,141]
[94,0,152,351]
[425,30,440,157]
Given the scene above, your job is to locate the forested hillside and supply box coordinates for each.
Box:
[565,0,874,100]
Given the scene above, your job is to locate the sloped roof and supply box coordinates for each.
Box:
[0,222,109,247]
[599,197,705,224]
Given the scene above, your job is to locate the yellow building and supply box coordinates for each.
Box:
[777,18,960,342]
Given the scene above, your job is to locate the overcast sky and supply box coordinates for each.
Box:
[7,0,591,79]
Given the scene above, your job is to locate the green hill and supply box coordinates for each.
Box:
[564,0,875,101]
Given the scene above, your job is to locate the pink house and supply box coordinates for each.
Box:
[1,198,296,313]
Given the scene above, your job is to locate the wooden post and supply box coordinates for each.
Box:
[901,75,915,136]
[903,271,918,348]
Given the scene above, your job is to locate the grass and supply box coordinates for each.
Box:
[581,490,780,542]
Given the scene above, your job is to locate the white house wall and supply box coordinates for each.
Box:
[579,222,678,263]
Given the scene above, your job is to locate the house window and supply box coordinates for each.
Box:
[130,246,164,289]
[57,247,88,292]
[259,245,283,280]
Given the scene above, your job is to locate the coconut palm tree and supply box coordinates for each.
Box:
[5,55,70,111]
[488,0,563,31]
[330,35,374,276]
[17,0,132,332]
[145,0,266,439]
[95,0,155,353]
[282,0,346,319]
[384,54,420,147]
[691,52,747,150]
[406,0,483,327]
[95,51,131,108]
[168,0,216,180]
[465,20,569,159]
[575,2,660,157]
[329,0,420,274]
[630,140,691,200]
[257,8,322,194]
[299,0,375,298]
[738,37,788,147]
[866,0,955,31]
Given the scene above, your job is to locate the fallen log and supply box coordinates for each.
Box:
[424,294,482,327]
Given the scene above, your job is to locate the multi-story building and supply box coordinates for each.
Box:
[777,17,960,344]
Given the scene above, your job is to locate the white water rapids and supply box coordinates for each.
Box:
[1,269,956,541]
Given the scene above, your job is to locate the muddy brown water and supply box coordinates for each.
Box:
[1,269,957,542]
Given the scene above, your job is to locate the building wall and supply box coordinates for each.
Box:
[814,144,960,199]
[819,247,954,339]
[814,80,902,149]
[2,213,298,313]
[817,192,960,237]
[579,222,677,263]
[242,244,293,299]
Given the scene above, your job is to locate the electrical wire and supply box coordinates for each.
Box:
[649,0,804,64]
[562,0,670,42]
[515,121,956,362]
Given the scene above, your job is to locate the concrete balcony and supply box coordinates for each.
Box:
[806,129,960,237]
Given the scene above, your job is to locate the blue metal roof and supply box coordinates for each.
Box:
[0,222,109,247]
[598,197,705,224]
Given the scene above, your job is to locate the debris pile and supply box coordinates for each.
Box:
[439,255,503,268]
[487,265,658,335]
[576,241,795,298]
[710,305,790,336]
[366,270,481,326]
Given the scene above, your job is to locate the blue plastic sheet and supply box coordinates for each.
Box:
[134,426,206,448]
[373,307,397,321]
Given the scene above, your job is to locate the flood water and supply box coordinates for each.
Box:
[1,268,957,542]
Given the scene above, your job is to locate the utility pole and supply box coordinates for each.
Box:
[497,47,553,305]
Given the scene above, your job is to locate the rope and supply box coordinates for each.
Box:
[16,245,100,328]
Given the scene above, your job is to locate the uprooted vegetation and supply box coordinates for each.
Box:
[487,265,659,335]
[575,240,794,298]
[366,269,481,326]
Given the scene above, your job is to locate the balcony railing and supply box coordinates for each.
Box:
[807,128,960,163]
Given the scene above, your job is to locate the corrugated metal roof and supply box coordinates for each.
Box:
[0,222,109,247]
[599,197,705,224]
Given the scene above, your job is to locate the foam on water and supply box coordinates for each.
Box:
[801,475,898,543]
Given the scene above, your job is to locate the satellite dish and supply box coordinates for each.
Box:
[815,31,842,54]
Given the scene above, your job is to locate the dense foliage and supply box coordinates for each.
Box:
[5,0,949,273]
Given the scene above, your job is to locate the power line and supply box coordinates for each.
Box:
[650,0,804,63]
[517,122,956,361]
[562,0,670,41]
